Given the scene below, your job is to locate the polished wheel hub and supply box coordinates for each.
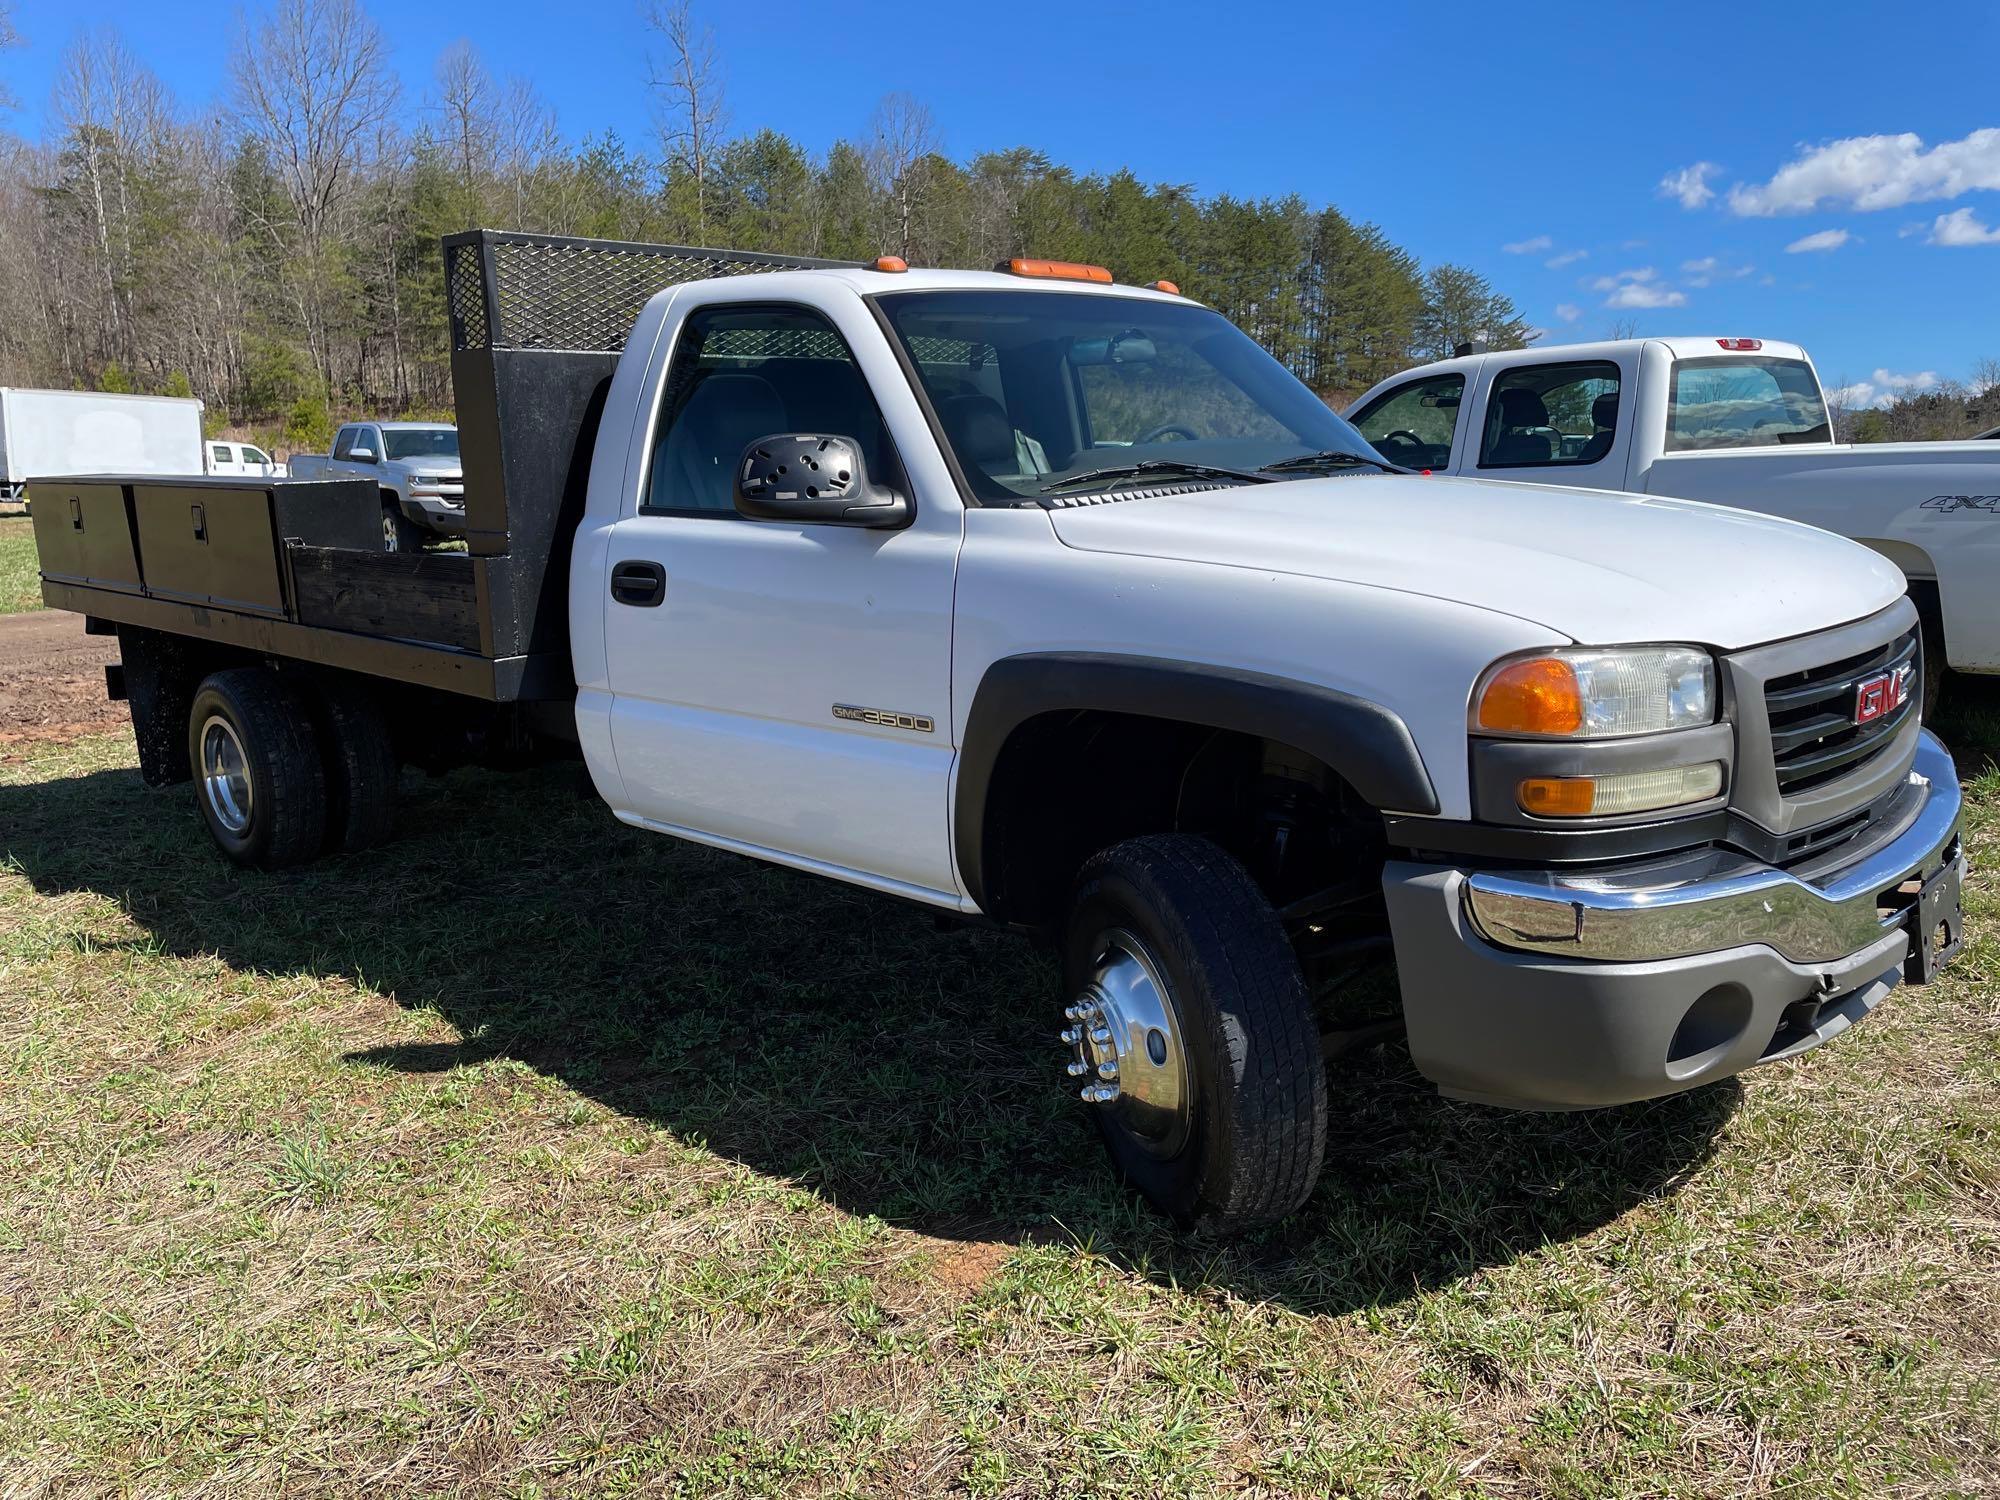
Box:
[1061,929,1190,1157]
[199,715,253,835]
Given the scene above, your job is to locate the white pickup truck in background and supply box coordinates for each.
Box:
[1345,338,2000,706]
[205,439,285,478]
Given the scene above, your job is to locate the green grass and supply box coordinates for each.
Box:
[0,514,41,612]
[1,709,1998,1494]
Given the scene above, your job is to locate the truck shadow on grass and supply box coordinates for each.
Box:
[1,756,1737,1314]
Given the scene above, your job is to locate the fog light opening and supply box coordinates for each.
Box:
[1666,983,1753,1080]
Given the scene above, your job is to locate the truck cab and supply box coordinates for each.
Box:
[206,440,283,478]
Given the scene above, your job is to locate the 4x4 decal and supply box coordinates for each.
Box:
[1920,494,2000,513]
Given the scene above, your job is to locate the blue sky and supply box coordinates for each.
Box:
[8,0,1998,401]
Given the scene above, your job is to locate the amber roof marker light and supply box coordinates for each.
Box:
[1001,257,1114,284]
[873,255,909,273]
[1149,279,1181,295]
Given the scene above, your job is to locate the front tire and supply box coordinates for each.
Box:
[188,669,328,870]
[1062,835,1328,1233]
[381,494,424,553]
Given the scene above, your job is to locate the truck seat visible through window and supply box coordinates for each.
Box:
[652,374,787,511]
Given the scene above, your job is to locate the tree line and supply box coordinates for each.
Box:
[0,0,1532,454]
[1828,362,2000,443]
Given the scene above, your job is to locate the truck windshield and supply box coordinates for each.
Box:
[1665,357,1831,450]
[382,428,460,461]
[876,289,1377,503]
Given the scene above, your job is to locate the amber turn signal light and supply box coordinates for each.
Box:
[1475,657,1583,736]
[1517,777,1597,817]
[1003,257,1114,284]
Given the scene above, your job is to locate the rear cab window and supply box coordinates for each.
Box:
[1666,356,1831,450]
[1349,374,1464,469]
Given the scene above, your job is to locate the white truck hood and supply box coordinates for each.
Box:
[1046,474,1906,650]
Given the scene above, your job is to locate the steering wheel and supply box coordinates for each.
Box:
[1379,429,1426,448]
[1134,423,1199,443]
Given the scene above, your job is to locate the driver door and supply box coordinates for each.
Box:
[599,298,965,901]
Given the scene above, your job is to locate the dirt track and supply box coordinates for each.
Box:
[0,611,123,750]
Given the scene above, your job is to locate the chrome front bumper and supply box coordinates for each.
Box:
[1464,730,1963,966]
[1380,728,1966,1111]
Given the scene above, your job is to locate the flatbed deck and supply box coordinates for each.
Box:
[31,230,855,705]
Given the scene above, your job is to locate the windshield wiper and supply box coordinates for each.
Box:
[1257,449,1406,476]
[1040,459,1272,495]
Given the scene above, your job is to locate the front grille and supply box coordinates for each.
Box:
[1763,628,1919,795]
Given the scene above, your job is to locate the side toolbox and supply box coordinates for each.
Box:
[28,480,142,597]
[132,480,289,616]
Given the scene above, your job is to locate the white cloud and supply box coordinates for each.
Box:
[1604,282,1688,310]
[1727,128,2000,215]
[1928,206,2000,246]
[1784,228,1852,254]
[1659,162,1721,210]
[1502,235,1553,254]
[1680,256,1754,287]
[1827,367,1944,410]
[1554,302,1583,323]
[1544,249,1587,269]
[1587,267,1658,291]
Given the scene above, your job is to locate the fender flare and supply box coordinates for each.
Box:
[954,652,1439,913]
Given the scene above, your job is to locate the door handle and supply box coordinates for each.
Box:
[610,560,666,607]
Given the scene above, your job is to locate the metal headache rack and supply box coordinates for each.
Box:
[445,229,858,354]
[447,231,862,686]
[34,230,856,704]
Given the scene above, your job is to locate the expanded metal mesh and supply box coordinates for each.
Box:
[443,231,861,355]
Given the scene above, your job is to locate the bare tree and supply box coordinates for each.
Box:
[498,76,560,228]
[1823,372,1857,440]
[867,92,938,260]
[433,40,496,222]
[231,0,397,387]
[0,2,24,113]
[644,0,725,242]
[1603,317,1639,341]
[49,30,172,367]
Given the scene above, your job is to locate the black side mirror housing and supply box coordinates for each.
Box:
[733,434,911,528]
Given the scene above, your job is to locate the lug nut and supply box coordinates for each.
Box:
[1097,1061,1118,1081]
[1090,1027,1113,1047]
[1066,1060,1089,1078]
[1059,1026,1082,1046]
[1080,1083,1120,1104]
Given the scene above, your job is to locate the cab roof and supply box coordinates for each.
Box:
[1391,336,1812,382]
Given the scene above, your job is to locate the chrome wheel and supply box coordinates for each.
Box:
[199,714,253,835]
[1061,928,1191,1158]
[381,507,401,551]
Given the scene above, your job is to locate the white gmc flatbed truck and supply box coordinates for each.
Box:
[27,232,1968,1233]
[1346,338,2000,710]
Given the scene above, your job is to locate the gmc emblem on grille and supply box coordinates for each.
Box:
[1854,664,1913,725]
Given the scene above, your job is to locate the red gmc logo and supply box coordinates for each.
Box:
[1854,664,1913,725]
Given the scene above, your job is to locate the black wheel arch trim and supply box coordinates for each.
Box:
[954,652,1439,914]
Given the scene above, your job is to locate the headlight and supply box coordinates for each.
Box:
[1473,647,1715,739]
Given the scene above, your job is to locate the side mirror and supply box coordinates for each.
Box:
[734,434,911,529]
[349,447,376,463]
